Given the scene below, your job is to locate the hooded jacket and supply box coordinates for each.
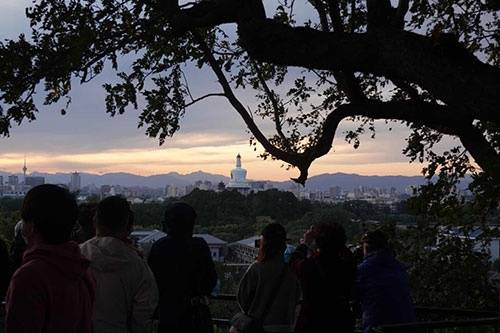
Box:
[80,237,158,333]
[356,250,415,333]
[5,241,95,333]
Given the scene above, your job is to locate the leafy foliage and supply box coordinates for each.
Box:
[0,0,499,187]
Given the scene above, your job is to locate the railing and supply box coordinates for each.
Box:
[209,294,500,332]
[210,294,237,328]
[4,296,500,332]
[374,317,500,332]
[414,306,499,318]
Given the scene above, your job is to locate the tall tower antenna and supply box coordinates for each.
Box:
[22,154,27,181]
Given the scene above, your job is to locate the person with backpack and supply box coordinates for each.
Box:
[148,202,217,333]
[230,223,301,333]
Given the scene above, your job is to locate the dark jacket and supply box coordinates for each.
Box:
[356,250,415,333]
[8,232,26,276]
[5,241,95,333]
[237,258,301,333]
[148,235,217,332]
[291,244,356,333]
[0,238,9,300]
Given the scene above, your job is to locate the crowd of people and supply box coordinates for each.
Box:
[0,184,415,333]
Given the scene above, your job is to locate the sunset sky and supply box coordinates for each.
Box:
[0,0,459,181]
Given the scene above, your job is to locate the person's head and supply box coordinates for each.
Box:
[163,202,196,237]
[78,203,98,230]
[257,223,287,263]
[95,196,133,239]
[361,229,389,256]
[315,223,347,254]
[21,184,78,245]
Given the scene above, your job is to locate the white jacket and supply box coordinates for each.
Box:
[80,237,158,333]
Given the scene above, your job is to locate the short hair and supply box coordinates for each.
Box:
[22,184,78,244]
[163,202,196,237]
[96,196,132,233]
[257,223,287,262]
[362,229,389,252]
[78,203,98,228]
[315,223,347,253]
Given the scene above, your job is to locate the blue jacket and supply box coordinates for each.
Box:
[356,250,415,333]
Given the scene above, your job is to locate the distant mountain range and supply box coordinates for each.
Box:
[0,170,230,189]
[281,173,430,192]
[0,170,445,192]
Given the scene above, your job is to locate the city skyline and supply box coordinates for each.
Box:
[0,149,427,181]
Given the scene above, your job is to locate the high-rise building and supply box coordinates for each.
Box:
[69,172,81,192]
[25,176,45,187]
[165,184,180,198]
[8,175,19,187]
[329,186,342,198]
[100,185,111,197]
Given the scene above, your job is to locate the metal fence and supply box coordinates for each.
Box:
[209,294,500,332]
[4,296,500,332]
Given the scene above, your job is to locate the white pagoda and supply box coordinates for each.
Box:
[226,154,251,194]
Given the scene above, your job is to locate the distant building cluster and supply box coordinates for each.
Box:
[300,185,408,205]
[0,159,46,197]
[0,159,84,197]
[1,154,417,206]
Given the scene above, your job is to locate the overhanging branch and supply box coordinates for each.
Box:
[164,1,500,122]
[193,32,303,169]
[293,100,474,184]
[237,19,500,122]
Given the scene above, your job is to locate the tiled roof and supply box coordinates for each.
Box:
[234,236,261,247]
[194,234,227,245]
[131,229,228,246]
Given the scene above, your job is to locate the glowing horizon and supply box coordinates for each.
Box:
[0,141,426,181]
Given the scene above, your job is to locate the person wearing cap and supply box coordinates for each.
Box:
[147,202,217,333]
[357,230,415,333]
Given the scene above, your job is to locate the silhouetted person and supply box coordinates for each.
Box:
[148,202,217,333]
[8,221,26,276]
[80,196,158,333]
[230,223,300,333]
[73,202,97,244]
[291,223,356,333]
[0,237,9,300]
[357,230,415,333]
[1,237,9,332]
[5,184,95,333]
